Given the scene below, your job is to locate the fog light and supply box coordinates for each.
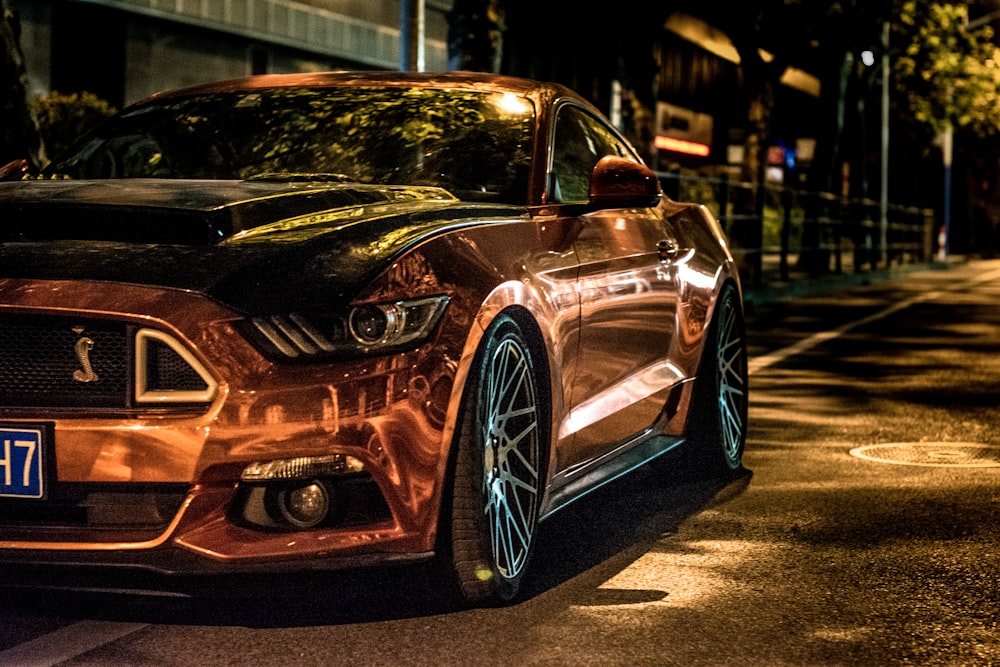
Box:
[278,481,330,528]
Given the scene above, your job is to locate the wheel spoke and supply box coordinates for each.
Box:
[714,296,747,459]
[481,335,540,580]
[488,480,529,574]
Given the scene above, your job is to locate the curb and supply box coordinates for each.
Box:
[742,259,963,311]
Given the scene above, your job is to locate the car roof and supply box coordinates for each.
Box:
[139,70,590,108]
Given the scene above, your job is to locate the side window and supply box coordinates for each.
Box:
[550,105,632,203]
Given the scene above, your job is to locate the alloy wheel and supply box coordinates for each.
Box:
[481,334,541,580]
[715,291,748,467]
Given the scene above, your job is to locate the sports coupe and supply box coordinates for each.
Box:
[0,71,747,605]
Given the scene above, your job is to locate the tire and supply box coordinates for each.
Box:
[685,283,748,477]
[444,313,546,606]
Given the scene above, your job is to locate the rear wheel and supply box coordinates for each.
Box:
[445,313,546,606]
[685,284,748,476]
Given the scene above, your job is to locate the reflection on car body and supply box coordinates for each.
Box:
[0,71,747,606]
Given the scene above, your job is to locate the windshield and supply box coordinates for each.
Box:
[48,87,536,204]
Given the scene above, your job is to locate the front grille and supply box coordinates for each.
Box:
[144,337,210,392]
[0,315,129,408]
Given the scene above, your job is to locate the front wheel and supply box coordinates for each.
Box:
[443,313,546,606]
[685,283,748,477]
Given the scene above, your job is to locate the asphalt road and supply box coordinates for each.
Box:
[2,258,999,666]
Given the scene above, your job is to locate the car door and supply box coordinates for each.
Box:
[548,103,682,472]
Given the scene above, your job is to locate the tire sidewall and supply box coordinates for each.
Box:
[687,283,748,476]
[443,312,547,605]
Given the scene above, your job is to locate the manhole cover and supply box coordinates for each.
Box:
[850,442,1000,467]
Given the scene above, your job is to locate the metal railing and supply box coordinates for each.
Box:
[658,171,937,290]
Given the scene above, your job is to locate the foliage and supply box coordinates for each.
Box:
[32,91,116,161]
[1,0,45,167]
[893,2,1000,136]
[48,87,535,203]
[447,0,505,72]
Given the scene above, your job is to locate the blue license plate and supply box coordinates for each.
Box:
[0,427,45,499]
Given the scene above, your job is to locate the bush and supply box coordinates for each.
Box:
[32,91,116,161]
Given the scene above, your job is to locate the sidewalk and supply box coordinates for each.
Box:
[741,256,969,311]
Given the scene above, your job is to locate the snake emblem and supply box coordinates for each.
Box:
[72,334,99,383]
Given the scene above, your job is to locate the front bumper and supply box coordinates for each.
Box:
[0,279,456,577]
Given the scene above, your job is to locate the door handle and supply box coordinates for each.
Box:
[657,240,693,263]
[657,240,678,261]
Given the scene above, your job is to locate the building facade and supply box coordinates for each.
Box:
[15,0,452,108]
[14,0,825,185]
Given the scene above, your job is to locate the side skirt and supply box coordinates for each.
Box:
[538,427,686,521]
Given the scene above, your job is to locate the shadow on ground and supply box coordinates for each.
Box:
[0,447,749,629]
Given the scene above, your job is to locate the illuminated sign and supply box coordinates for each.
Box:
[655,135,711,156]
[655,101,713,158]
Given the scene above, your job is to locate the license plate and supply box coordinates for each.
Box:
[0,427,46,499]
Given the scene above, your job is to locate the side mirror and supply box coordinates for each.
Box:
[588,155,663,209]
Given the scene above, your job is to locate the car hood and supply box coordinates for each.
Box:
[0,179,525,313]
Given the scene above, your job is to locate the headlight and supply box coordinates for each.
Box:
[349,303,397,344]
[247,294,450,360]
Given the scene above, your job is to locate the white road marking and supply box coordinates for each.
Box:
[748,263,1000,376]
[0,620,147,666]
[747,290,942,376]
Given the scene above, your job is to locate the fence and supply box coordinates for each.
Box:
[658,171,937,291]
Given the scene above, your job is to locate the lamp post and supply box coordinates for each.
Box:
[399,0,426,72]
[880,21,890,266]
[940,126,953,260]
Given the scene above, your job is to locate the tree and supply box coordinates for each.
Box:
[682,1,1000,270]
[496,0,666,159]
[894,2,1000,138]
[892,1,1000,254]
[446,0,505,73]
[0,0,46,168]
[33,91,116,160]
